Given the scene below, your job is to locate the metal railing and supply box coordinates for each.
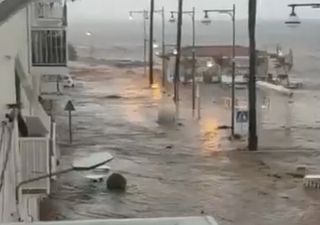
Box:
[36,0,64,20]
[19,137,50,193]
[31,30,67,67]
[40,75,64,95]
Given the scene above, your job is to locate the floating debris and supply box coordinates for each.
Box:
[107,173,127,191]
[105,95,123,99]
[166,145,173,149]
[217,125,231,130]
[85,174,105,183]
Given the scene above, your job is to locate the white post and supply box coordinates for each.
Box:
[197,83,201,120]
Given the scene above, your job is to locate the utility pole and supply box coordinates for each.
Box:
[149,0,154,86]
[174,0,183,102]
[161,7,166,87]
[191,7,196,112]
[143,10,148,78]
[129,10,149,78]
[248,0,258,151]
[231,4,236,137]
[169,9,195,105]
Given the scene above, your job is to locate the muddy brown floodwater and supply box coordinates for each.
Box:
[43,62,320,225]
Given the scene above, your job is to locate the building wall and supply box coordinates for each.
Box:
[29,1,69,96]
[0,8,30,118]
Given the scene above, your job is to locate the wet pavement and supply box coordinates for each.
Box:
[45,62,320,225]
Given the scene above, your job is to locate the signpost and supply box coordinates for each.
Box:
[64,100,75,143]
[235,108,249,137]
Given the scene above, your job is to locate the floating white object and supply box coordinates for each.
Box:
[304,175,320,189]
[94,165,111,172]
[157,97,176,125]
[257,81,293,96]
[73,152,113,170]
[84,174,106,182]
[288,79,303,89]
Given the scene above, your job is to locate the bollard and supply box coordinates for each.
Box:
[197,83,201,120]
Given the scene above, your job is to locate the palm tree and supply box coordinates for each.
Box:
[248,0,258,151]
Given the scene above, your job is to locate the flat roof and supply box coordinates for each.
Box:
[5,217,219,225]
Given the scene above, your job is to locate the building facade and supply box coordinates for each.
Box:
[0,0,68,222]
[165,45,269,84]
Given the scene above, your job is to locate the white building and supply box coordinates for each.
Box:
[165,45,269,84]
[0,0,67,222]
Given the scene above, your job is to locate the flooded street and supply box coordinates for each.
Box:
[45,63,320,225]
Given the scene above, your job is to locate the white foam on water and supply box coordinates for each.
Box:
[157,96,176,125]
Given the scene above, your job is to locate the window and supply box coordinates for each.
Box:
[32,30,67,66]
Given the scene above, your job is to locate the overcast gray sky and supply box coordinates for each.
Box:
[68,0,320,22]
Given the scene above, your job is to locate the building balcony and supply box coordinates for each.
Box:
[31,29,67,67]
[34,0,67,27]
[18,101,58,195]
[39,74,64,96]
[19,136,50,195]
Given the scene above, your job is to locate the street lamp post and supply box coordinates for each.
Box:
[248,0,258,151]
[161,7,166,88]
[129,10,149,78]
[202,4,236,137]
[149,0,155,86]
[85,31,93,59]
[130,8,166,87]
[169,8,196,108]
[154,7,166,88]
[285,3,320,26]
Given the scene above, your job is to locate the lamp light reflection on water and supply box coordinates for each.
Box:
[151,83,162,100]
[199,118,221,155]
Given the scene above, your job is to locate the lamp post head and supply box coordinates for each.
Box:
[206,60,214,68]
[285,7,301,27]
[201,11,211,25]
[169,12,176,23]
[144,11,149,20]
[173,49,178,55]
[129,12,133,20]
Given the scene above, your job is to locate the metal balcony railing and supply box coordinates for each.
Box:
[19,137,50,194]
[31,30,67,67]
[36,0,64,20]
